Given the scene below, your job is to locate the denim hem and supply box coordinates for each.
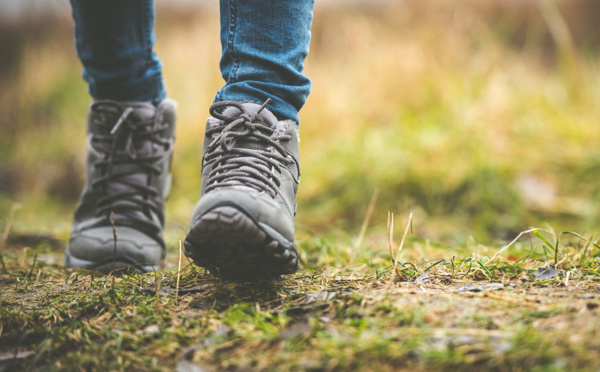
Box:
[71,0,166,105]
[214,0,314,124]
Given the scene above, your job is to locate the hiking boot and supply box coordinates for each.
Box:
[65,99,177,273]
[184,100,300,280]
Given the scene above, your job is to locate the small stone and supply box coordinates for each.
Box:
[456,284,481,293]
[450,335,476,346]
[214,323,230,336]
[586,302,599,310]
[484,283,504,291]
[493,341,512,356]
[534,265,558,280]
[189,299,212,310]
[415,273,432,284]
[143,324,160,335]
[279,321,310,340]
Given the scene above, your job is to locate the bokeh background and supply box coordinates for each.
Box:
[2,0,600,259]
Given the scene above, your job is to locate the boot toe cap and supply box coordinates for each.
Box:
[191,189,295,242]
[66,226,164,272]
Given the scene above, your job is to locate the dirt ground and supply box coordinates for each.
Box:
[1,230,599,371]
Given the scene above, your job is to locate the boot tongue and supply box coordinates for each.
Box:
[211,103,280,194]
[221,102,278,128]
[219,102,279,154]
[91,101,156,130]
[93,102,162,224]
[128,102,156,122]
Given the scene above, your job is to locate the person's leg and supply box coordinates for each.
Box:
[70,0,166,104]
[184,0,314,279]
[66,0,176,274]
[214,0,314,123]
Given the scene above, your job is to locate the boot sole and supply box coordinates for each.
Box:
[183,205,299,280]
[64,252,159,274]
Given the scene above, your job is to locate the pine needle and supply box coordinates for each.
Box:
[355,188,379,251]
[176,240,183,304]
[351,188,379,264]
[109,212,117,273]
[1,203,22,274]
[389,212,413,283]
[387,211,395,264]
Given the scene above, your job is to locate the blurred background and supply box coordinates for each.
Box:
[2,0,600,256]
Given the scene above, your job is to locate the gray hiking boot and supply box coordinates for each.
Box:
[184,100,300,279]
[65,99,177,273]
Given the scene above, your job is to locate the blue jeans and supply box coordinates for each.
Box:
[70,0,314,123]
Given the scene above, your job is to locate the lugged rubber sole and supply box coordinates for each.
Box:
[183,206,299,280]
[64,252,159,274]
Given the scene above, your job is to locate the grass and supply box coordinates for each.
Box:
[1,222,599,371]
[2,0,600,370]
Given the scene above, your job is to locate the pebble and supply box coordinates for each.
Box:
[143,324,160,335]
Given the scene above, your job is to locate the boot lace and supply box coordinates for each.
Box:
[90,101,171,231]
[204,100,293,198]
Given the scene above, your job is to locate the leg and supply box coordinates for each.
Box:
[66,0,176,273]
[215,0,314,123]
[184,0,314,279]
[70,0,166,104]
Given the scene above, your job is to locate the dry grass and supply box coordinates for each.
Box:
[0,223,599,371]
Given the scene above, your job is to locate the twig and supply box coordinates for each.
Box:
[109,212,117,273]
[352,188,379,264]
[483,292,538,308]
[401,327,509,338]
[176,240,183,304]
[25,253,37,280]
[564,270,571,287]
[390,213,413,282]
[0,248,6,274]
[1,203,22,274]
[156,273,163,307]
[184,252,193,265]
[539,0,581,81]
[580,234,594,267]
[22,247,30,269]
[486,228,552,266]
[109,212,118,297]
[1,203,21,246]
[387,212,394,264]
